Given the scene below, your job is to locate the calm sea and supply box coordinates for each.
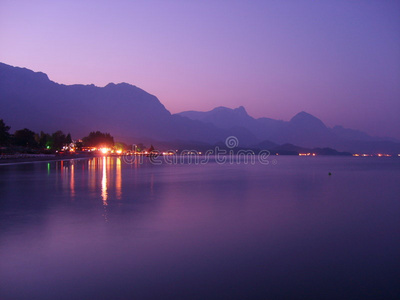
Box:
[0,156,399,299]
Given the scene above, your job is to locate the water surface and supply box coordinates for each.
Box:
[1,156,399,299]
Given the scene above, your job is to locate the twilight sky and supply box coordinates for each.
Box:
[1,0,399,138]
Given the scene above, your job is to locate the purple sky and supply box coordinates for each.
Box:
[1,0,399,138]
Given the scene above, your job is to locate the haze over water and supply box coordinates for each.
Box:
[1,156,399,299]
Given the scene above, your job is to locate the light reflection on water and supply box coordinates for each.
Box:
[101,156,108,205]
[116,157,122,200]
[53,157,125,204]
[0,156,399,300]
[70,163,75,198]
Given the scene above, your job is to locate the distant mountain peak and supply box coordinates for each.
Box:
[105,82,137,89]
[290,111,327,128]
[212,106,231,111]
[0,62,50,83]
[210,106,249,116]
[35,71,49,81]
[291,111,314,120]
[234,106,248,115]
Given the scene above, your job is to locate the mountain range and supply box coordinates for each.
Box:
[178,107,400,153]
[1,62,399,154]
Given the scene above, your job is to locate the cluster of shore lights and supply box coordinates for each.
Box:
[162,152,176,155]
[299,153,316,156]
[129,151,175,155]
[100,148,111,154]
[97,148,122,155]
[96,148,176,156]
[352,153,392,157]
[61,145,75,152]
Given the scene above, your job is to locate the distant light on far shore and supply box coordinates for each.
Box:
[100,148,110,154]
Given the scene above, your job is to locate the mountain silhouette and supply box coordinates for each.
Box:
[179,107,400,153]
[1,62,399,153]
[0,62,258,146]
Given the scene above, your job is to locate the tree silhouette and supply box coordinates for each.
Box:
[14,128,38,148]
[35,131,52,149]
[82,131,114,147]
[0,119,11,146]
[66,133,72,144]
[52,131,67,150]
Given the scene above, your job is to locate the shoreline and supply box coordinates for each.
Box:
[0,154,93,166]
